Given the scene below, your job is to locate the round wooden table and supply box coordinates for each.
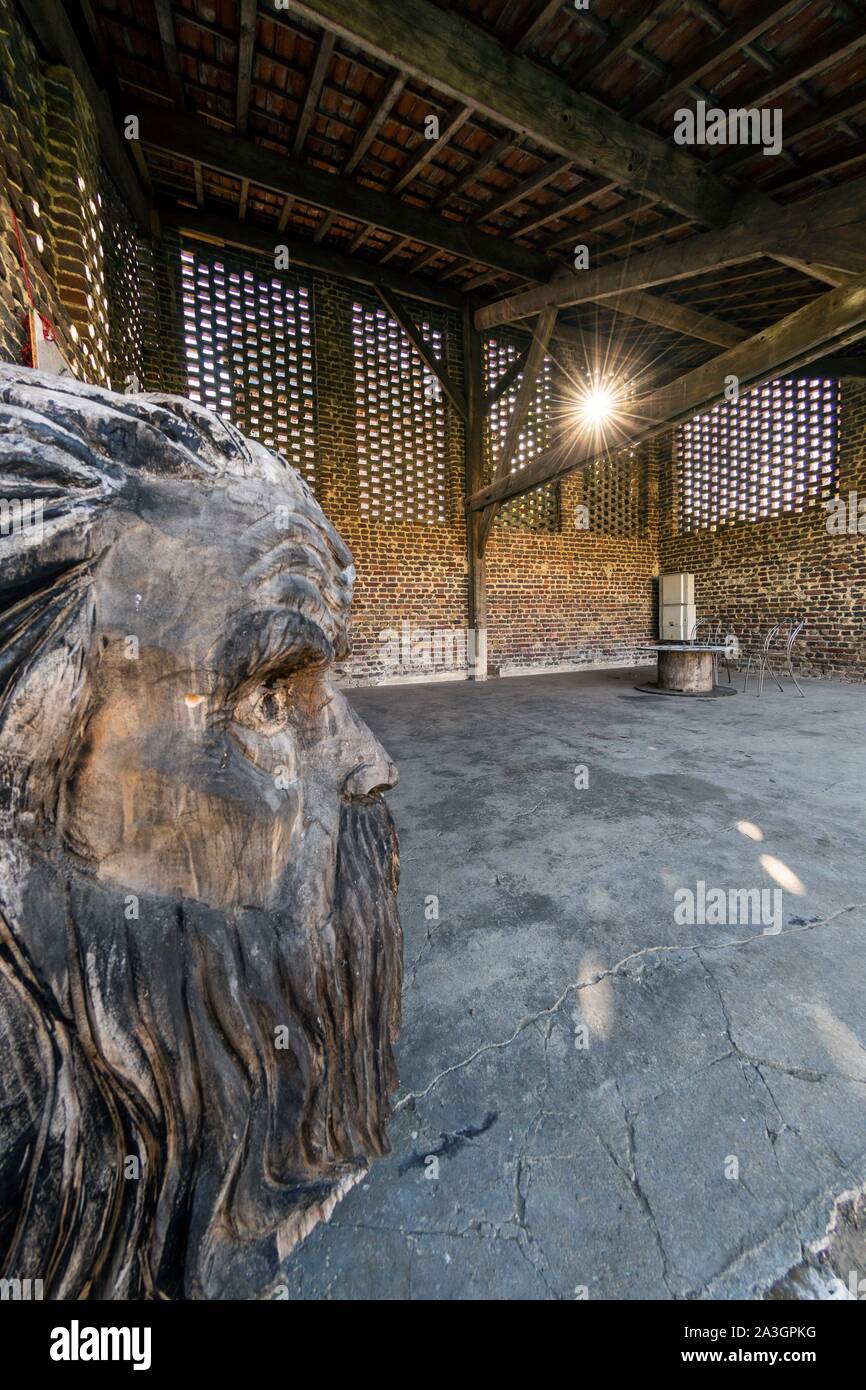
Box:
[636,643,735,696]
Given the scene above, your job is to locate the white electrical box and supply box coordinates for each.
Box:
[661,603,696,641]
[659,572,694,606]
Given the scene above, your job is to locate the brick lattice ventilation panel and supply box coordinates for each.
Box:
[677,378,837,534]
[584,447,643,537]
[79,174,111,386]
[351,299,448,523]
[484,336,559,531]
[180,244,317,487]
[102,174,145,391]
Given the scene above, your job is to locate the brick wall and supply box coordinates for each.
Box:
[142,225,186,394]
[1,0,864,686]
[484,388,659,673]
[0,5,118,382]
[310,276,660,683]
[0,4,92,376]
[42,65,110,384]
[314,275,471,684]
[658,382,866,680]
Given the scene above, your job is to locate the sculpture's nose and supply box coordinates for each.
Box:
[344,739,398,797]
[334,692,398,796]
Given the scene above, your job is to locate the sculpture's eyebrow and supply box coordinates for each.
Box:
[245,539,333,590]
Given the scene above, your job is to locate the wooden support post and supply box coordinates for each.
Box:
[463,304,487,680]
[476,307,558,556]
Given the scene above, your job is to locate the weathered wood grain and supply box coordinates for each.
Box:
[0,366,402,1299]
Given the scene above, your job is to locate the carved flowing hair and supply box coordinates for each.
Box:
[0,367,401,1300]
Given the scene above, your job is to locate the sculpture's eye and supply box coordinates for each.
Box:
[232,680,292,735]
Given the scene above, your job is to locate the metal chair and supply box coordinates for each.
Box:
[690,617,733,686]
[767,618,807,697]
[742,622,782,696]
[743,619,806,697]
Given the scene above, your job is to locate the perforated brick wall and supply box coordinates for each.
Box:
[659,381,866,680]
[0,7,99,378]
[1,0,864,687]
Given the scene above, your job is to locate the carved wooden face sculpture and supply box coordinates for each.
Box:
[0,367,402,1300]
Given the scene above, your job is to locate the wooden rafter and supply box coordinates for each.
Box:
[313,211,336,243]
[376,287,469,421]
[769,256,853,289]
[622,0,804,120]
[477,156,571,226]
[136,102,554,282]
[768,140,866,195]
[505,175,610,240]
[433,130,517,212]
[475,176,866,329]
[732,16,866,110]
[602,290,747,348]
[544,194,658,252]
[512,1,564,56]
[293,30,336,156]
[344,71,407,177]
[570,0,665,85]
[154,0,185,109]
[287,0,736,225]
[777,227,866,277]
[716,83,866,176]
[390,102,472,195]
[469,271,866,512]
[329,69,408,252]
[161,208,464,309]
[236,0,258,135]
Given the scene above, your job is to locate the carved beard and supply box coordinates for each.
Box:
[0,795,401,1301]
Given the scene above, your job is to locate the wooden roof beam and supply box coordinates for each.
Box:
[773,227,866,278]
[135,102,555,283]
[391,102,472,195]
[469,270,866,512]
[433,130,518,211]
[236,0,257,135]
[154,0,185,109]
[512,2,565,56]
[475,175,866,328]
[728,16,866,110]
[287,0,737,226]
[161,207,464,309]
[570,0,666,85]
[507,175,612,240]
[293,30,336,156]
[477,156,571,225]
[623,0,804,120]
[343,71,407,176]
[715,85,866,176]
[543,195,660,252]
[600,289,747,348]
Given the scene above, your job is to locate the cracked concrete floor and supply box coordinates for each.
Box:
[282,666,866,1300]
